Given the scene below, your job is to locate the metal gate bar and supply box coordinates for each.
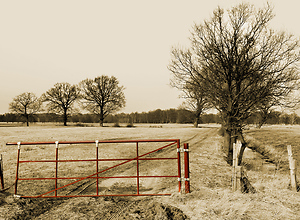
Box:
[0,154,4,189]
[7,139,183,198]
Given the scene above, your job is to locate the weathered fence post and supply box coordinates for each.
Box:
[232,140,242,192]
[287,145,297,192]
[0,154,4,189]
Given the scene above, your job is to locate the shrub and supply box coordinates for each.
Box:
[113,122,120,127]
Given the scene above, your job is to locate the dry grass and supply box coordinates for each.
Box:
[1,123,300,219]
[158,125,300,220]
[245,125,300,169]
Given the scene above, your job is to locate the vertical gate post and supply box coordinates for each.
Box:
[55,141,59,197]
[177,140,181,193]
[96,140,99,195]
[184,143,190,193]
[0,154,4,189]
[136,142,140,195]
[15,142,21,195]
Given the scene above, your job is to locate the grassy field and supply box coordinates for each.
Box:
[245,125,300,164]
[0,123,300,219]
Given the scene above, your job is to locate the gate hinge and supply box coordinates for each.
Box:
[177,148,190,153]
[178,178,190,181]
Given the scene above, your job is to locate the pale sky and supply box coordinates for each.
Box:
[0,0,299,114]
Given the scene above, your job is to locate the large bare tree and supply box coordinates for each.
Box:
[169,3,300,165]
[80,75,126,127]
[42,82,79,126]
[9,92,42,126]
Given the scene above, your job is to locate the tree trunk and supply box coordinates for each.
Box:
[194,109,202,128]
[223,127,247,166]
[223,122,239,166]
[26,114,29,127]
[63,109,67,126]
[24,107,29,126]
[224,129,233,165]
[257,108,270,128]
[222,112,236,166]
[237,131,247,166]
[99,114,104,127]
[194,118,199,128]
[99,107,105,127]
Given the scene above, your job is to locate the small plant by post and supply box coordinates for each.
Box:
[232,141,256,193]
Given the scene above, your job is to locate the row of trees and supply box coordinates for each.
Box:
[169,3,300,165]
[101,111,300,125]
[3,108,300,126]
[9,75,126,126]
[0,108,212,124]
[0,109,196,124]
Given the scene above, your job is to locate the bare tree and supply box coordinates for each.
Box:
[9,92,41,126]
[79,75,126,127]
[170,53,212,127]
[169,3,300,165]
[184,95,211,128]
[42,82,79,126]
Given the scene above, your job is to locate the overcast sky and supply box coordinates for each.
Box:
[0,0,299,114]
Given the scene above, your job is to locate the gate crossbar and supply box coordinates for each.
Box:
[7,139,181,198]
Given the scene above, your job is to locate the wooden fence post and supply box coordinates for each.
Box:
[287,145,297,192]
[0,154,4,189]
[232,140,242,192]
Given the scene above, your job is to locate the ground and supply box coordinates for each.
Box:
[0,123,300,219]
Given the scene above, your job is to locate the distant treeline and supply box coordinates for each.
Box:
[0,108,218,124]
[0,108,300,125]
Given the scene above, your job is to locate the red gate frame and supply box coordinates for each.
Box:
[6,139,186,198]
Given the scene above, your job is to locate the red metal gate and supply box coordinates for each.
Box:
[6,139,188,198]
